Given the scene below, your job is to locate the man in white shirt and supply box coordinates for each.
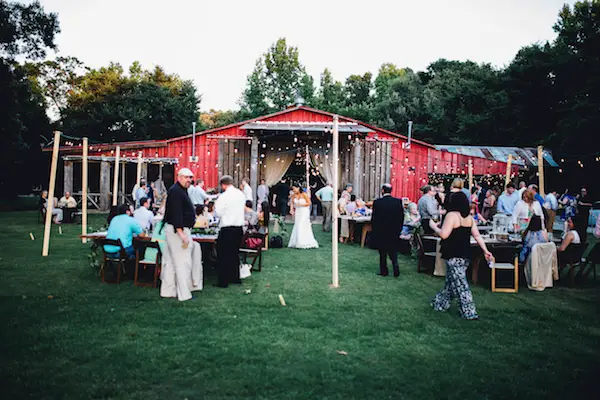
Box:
[58,191,77,208]
[544,189,559,232]
[241,177,253,202]
[517,181,527,200]
[257,179,269,205]
[214,175,246,288]
[133,197,154,230]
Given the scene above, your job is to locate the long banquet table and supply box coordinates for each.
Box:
[80,231,219,243]
[338,215,372,247]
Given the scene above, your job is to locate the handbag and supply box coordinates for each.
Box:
[239,263,252,279]
[245,237,263,249]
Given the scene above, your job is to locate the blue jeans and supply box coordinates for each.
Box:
[107,246,135,259]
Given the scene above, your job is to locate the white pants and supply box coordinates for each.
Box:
[160,225,202,301]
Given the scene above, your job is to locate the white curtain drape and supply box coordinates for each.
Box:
[310,150,339,186]
[264,152,295,186]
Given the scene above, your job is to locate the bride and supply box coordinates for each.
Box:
[288,183,319,249]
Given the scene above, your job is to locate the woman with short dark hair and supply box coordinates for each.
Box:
[429,192,493,320]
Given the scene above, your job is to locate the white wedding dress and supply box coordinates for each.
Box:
[288,197,319,249]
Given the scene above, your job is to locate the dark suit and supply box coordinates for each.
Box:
[371,194,404,276]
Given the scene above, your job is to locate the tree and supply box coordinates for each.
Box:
[0,0,58,196]
[61,62,201,142]
[240,38,308,115]
[199,109,241,130]
[315,68,344,113]
[374,63,410,96]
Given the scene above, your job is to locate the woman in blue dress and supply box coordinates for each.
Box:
[519,214,549,264]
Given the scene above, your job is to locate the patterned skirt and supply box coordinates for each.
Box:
[431,257,478,320]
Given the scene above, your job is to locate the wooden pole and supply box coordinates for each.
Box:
[331,116,339,288]
[81,138,88,243]
[468,159,473,191]
[121,161,126,204]
[504,154,513,189]
[42,131,61,256]
[537,145,545,197]
[305,144,310,196]
[136,151,142,187]
[112,146,120,206]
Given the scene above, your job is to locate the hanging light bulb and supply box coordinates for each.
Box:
[294,137,298,142]
[262,143,266,148]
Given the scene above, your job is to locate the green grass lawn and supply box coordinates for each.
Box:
[0,211,599,399]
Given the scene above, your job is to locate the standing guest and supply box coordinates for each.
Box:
[161,168,202,301]
[429,192,493,320]
[257,179,269,206]
[214,175,246,288]
[544,189,559,233]
[481,189,497,221]
[517,181,527,200]
[316,182,334,232]
[371,183,404,277]
[497,182,519,216]
[435,184,446,209]
[559,189,577,219]
[188,179,205,206]
[470,187,480,213]
[341,184,353,202]
[205,201,217,225]
[133,197,154,230]
[273,178,290,217]
[40,190,63,224]
[576,187,593,229]
[104,203,145,258]
[58,191,77,208]
[241,177,253,202]
[528,184,545,205]
[418,185,440,234]
[512,189,545,233]
[147,181,155,206]
[135,181,148,207]
[451,178,471,204]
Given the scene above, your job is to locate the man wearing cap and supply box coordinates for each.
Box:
[160,168,203,301]
[214,175,246,288]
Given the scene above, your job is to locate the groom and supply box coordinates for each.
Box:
[371,183,404,277]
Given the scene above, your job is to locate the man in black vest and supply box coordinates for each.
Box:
[371,183,404,277]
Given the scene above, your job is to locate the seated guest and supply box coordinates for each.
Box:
[469,203,487,224]
[519,213,548,263]
[135,181,147,207]
[512,189,545,233]
[418,185,439,234]
[194,204,209,228]
[497,182,519,216]
[435,184,446,207]
[244,200,259,229]
[40,190,63,224]
[206,201,217,225]
[400,202,421,240]
[104,204,145,258]
[481,189,497,221]
[133,197,154,230]
[346,195,357,215]
[258,201,270,228]
[353,199,368,216]
[558,216,582,253]
[58,191,77,208]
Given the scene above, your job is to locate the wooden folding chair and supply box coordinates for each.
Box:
[240,231,266,272]
[134,240,162,288]
[98,238,128,284]
[559,244,586,287]
[416,233,437,273]
[490,245,521,293]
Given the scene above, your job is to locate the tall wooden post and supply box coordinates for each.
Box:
[81,138,88,243]
[99,161,110,211]
[63,160,73,194]
[112,146,120,206]
[250,137,258,205]
[121,161,126,204]
[537,145,545,197]
[468,159,473,191]
[136,152,143,186]
[353,140,362,197]
[504,154,513,189]
[42,131,61,256]
[305,144,310,196]
[331,116,340,288]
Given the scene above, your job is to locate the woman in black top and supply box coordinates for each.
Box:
[429,192,493,320]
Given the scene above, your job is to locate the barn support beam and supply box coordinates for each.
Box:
[384,143,392,184]
[353,141,362,198]
[141,162,148,182]
[99,160,111,211]
[63,160,73,195]
[250,137,258,206]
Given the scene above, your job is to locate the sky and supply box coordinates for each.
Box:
[36,0,576,111]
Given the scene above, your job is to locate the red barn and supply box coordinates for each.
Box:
[50,105,516,210]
